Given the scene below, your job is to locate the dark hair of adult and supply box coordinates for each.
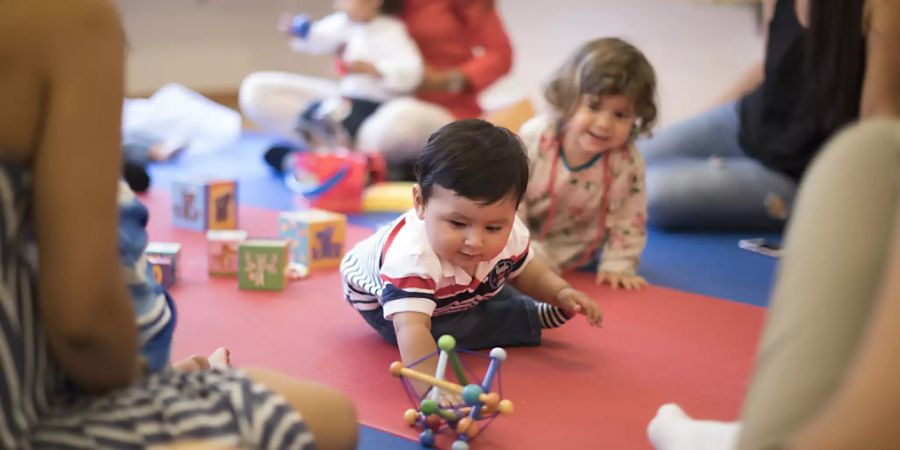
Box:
[806,0,866,130]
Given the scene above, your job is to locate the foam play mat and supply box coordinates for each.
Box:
[140,187,767,449]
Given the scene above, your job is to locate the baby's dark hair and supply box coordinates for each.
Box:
[544,37,658,136]
[380,0,403,15]
[415,119,530,206]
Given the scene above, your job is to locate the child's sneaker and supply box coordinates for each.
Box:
[263,144,298,175]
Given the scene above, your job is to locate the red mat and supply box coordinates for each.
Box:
[140,190,765,450]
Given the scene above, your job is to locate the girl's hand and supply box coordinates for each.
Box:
[556,287,603,327]
[596,272,647,290]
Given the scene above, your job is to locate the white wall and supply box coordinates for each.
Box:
[118,0,336,94]
[119,0,763,125]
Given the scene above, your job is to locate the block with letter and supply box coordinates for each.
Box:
[172,178,238,230]
[207,230,248,276]
[238,239,289,291]
[278,209,346,270]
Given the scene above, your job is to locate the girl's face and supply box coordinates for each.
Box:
[335,0,381,22]
[563,94,636,160]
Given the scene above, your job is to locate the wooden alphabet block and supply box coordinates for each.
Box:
[207,230,248,276]
[238,239,289,291]
[278,209,346,270]
[146,242,181,273]
[172,178,238,230]
[147,255,176,289]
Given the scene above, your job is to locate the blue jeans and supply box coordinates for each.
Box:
[637,101,797,230]
[357,285,542,350]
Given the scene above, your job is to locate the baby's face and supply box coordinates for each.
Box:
[414,185,518,275]
[335,0,381,22]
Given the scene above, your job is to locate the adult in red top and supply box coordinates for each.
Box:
[402,0,512,119]
[241,0,513,167]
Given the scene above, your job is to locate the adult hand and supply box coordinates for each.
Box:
[419,66,467,93]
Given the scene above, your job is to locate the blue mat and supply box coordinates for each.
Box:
[641,228,778,307]
[360,425,421,449]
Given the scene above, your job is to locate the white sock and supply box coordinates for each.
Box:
[647,403,742,450]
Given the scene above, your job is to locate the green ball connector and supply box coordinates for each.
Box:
[438,335,457,351]
[420,399,439,415]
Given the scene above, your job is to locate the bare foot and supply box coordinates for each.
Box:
[173,355,210,372]
[172,347,231,372]
[207,347,231,369]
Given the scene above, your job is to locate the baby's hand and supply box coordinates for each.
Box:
[430,388,464,409]
[556,287,603,327]
[596,271,647,290]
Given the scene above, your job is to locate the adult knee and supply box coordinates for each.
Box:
[357,98,453,164]
[283,381,357,450]
[302,385,358,450]
[238,72,274,120]
[807,118,900,181]
[244,368,358,450]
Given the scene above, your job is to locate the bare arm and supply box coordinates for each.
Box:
[513,258,603,326]
[393,312,439,395]
[859,0,900,118]
[708,62,764,107]
[34,0,137,392]
[789,207,900,448]
[419,0,512,93]
[510,257,570,305]
[707,0,774,107]
[454,0,513,93]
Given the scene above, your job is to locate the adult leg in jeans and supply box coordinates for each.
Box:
[239,71,339,144]
[638,101,746,162]
[638,101,797,230]
[645,157,797,230]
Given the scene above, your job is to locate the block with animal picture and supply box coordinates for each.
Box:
[207,230,248,276]
[171,178,238,230]
[147,255,176,289]
[278,209,346,270]
[146,242,181,273]
[238,239,289,291]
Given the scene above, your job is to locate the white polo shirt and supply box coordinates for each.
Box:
[340,209,533,319]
